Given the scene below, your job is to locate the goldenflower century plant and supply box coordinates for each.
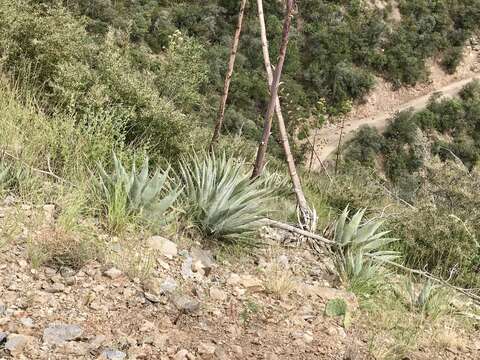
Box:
[333,207,398,293]
[97,152,180,232]
[179,152,275,242]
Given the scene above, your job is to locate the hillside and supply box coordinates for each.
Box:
[1,0,480,359]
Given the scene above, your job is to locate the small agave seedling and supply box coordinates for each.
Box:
[97,152,180,218]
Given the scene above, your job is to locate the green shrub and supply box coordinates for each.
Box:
[441,46,464,74]
[345,126,384,165]
[179,153,274,242]
[390,206,480,288]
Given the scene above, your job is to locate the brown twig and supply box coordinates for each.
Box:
[2,150,73,186]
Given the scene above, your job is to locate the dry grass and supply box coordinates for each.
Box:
[27,225,103,269]
[264,257,297,300]
[106,238,156,281]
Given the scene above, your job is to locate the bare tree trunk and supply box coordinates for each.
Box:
[252,0,294,178]
[209,0,248,151]
[254,0,316,230]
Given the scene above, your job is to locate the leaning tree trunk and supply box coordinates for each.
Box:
[254,0,316,230]
[209,0,248,151]
[251,0,294,179]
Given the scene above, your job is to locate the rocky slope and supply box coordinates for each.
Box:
[0,198,479,359]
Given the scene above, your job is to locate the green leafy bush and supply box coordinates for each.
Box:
[345,126,384,165]
[179,153,274,242]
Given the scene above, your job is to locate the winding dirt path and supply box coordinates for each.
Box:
[315,76,479,162]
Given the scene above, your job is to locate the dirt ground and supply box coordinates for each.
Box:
[0,201,479,360]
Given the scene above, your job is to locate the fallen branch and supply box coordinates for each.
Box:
[2,150,73,186]
[369,255,480,304]
[263,218,334,244]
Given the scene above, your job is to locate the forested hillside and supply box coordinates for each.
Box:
[2,0,480,161]
[1,0,480,359]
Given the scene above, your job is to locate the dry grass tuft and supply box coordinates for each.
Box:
[27,226,102,269]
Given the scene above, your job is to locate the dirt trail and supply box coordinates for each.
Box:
[316,76,479,161]
[308,45,480,164]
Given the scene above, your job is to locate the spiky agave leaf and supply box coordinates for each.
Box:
[96,152,179,223]
[179,152,275,241]
[333,207,399,289]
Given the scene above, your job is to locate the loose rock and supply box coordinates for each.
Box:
[209,287,227,302]
[43,323,83,345]
[171,294,200,313]
[101,349,127,360]
[147,236,177,259]
[5,334,33,354]
[104,267,123,280]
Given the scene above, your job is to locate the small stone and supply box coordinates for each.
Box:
[232,345,243,356]
[209,287,227,302]
[191,248,214,275]
[214,346,227,360]
[197,342,216,355]
[143,277,177,296]
[104,267,123,280]
[147,236,177,259]
[0,332,7,342]
[171,294,200,313]
[227,273,241,286]
[20,317,34,328]
[0,303,6,316]
[173,349,189,360]
[240,275,263,290]
[43,323,83,345]
[303,332,314,343]
[89,335,106,350]
[101,349,127,360]
[160,277,177,294]
[181,257,194,279]
[5,334,33,354]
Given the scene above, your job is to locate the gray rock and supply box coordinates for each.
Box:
[181,257,194,279]
[104,267,123,280]
[20,317,34,328]
[191,248,214,275]
[209,287,227,302]
[147,236,177,259]
[0,332,7,343]
[160,277,177,294]
[173,349,191,360]
[143,276,177,297]
[5,334,33,354]
[0,302,5,316]
[171,293,200,313]
[101,349,127,360]
[43,323,83,345]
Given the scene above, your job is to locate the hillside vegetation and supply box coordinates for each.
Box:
[0,0,480,359]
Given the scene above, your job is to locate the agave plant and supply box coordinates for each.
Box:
[179,153,274,241]
[97,153,180,229]
[333,207,398,290]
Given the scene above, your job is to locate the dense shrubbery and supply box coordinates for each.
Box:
[9,0,476,163]
[342,81,480,288]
